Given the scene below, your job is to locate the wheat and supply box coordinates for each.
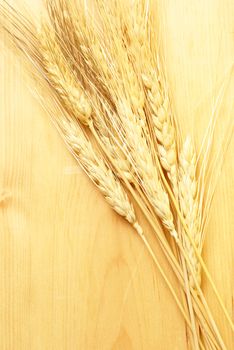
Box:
[111,101,179,240]
[39,25,138,225]
[116,90,178,240]
[90,103,135,182]
[39,25,92,125]
[143,69,199,343]
[61,119,143,235]
[111,0,178,196]
[179,136,201,289]
[40,23,135,184]
[142,71,178,195]
[2,1,233,346]
[101,1,180,236]
[67,4,179,240]
[40,9,178,242]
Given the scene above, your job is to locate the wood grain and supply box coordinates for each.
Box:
[0,0,233,349]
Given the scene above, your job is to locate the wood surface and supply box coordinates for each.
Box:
[0,0,233,349]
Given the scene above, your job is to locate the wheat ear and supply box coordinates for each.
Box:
[142,72,178,195]
[39,27,138,229]
[52,116,194,329]
[117,1,178,195]
[48,0,177,241]
[39,25,92,125]
[61,119,142,233]
[38,18,194,329]
[40,21,135,184]
[39,19,194,326]
[0,0,233,344]
[40,8,231,341]
[179,136,201,289]
[77,25,178,239]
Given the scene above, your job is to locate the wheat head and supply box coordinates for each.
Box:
[142,72,178,196]
[179,136,201,289]
[40,23,135,184]
[67,3,179,240]
[61,119,143,236]
[113,101,178,240]
[40,25,92,125]
[42,5,178,242]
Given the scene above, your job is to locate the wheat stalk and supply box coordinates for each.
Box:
[39,25,92,126]
[139,36,199,341]
[41,7,233,344]
[39,27,139,229]
[131,5,200,342]
[74,18,179,241]
[99,96,179,241]
[1,1,233,347]
[179,136,202,289]
[94,0,180,237]
[40,23,134,185]
[143,67,200,327]
[111,0,178,196]
[142,72,178,195]
[60,119,142,233]
[39,23,197,331]
[38,19,196,329]
[38,18,203,340]
[39,13,179,243]
[37,7,234,347]
[53,114,197,332]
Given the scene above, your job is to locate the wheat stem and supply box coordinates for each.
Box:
[90,123,225,349]
[56,118,197,337]
[179,137,201,290]
[142,72,178,194]
[36,24,201,337]
[39,8,233,344]
[158,159,234,334]
[61,119,140,228]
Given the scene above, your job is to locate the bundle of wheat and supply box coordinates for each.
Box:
[0,1,233,349]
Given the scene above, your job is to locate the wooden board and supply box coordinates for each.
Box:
[0,0,233,348]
